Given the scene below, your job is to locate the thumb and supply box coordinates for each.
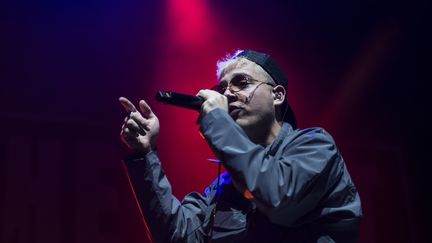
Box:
[139,100,153,118]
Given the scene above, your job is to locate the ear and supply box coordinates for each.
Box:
[272,85,286,107]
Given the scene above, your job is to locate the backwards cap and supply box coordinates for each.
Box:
[234,50,297,129]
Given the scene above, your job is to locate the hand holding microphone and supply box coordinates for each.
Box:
[196,89,229,115]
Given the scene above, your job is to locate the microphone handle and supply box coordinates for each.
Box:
[155,91,203,111]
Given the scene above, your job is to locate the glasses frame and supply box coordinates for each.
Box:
[216,75,275,94]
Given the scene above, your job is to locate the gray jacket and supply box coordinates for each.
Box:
[123,108,362,242]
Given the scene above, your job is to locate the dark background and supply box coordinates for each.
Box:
[1,0,428,242]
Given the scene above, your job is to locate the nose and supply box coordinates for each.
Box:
[224,91,238,103]
[223,87,232,96]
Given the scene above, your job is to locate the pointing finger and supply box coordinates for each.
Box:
[119,97,137,113]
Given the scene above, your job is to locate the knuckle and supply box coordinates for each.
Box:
[129,112,137,118]
[126,119,135,126]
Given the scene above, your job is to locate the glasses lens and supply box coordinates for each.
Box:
[212,76,254,94]
[231,78,249,92]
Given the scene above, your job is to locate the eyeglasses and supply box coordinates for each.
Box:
[214,75,275,94]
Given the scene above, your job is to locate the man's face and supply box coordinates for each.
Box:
[218,59,276,130]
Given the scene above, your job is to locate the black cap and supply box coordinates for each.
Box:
[235,50,297,129]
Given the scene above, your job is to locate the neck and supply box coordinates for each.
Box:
[244,119,282,146]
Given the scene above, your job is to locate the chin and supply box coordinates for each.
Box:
[234,117,256,130]
[235,113,274,132]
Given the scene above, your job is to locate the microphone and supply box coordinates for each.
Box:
[155,91,203,111]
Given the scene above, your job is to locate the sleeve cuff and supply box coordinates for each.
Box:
[123,150,159,166]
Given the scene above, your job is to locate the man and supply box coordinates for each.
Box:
[119,50,362,242]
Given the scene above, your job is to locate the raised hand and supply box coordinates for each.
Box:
[119,97,160,153]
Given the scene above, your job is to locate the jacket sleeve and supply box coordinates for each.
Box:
[122,151,215,243]
[200,109,344,227]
